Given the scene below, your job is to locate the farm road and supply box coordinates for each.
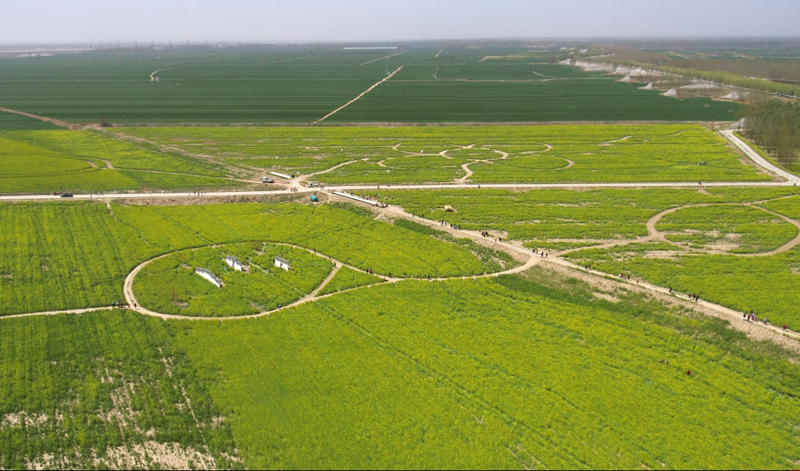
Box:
[314,65,405,124]
[0,107,87,130]
[2,180,797,203]
[367,201,800,351]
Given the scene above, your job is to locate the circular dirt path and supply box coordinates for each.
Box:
[122,241,538,321]
[645,203,800,257]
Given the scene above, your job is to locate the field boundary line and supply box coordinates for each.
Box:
[1,306,114,320]
[314,66,404,124]
[0,107,81,130]
[360,51,406,66]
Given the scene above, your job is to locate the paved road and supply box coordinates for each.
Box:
[720,130,800,184]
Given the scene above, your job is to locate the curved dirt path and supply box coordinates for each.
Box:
[373,203,800,348]
[457,163,474,183]
[121,238,532,321]
[103,160,115,169]
[644,203,800,257]
[5,194,800,349]
[450,147,509,183]
[294,159,367,184]
[149,68,174,81]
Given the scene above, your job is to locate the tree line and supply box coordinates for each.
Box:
[740,97,800,167]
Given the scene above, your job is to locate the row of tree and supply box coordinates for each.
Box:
[740,97,800,166]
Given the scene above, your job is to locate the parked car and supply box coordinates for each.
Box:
[60,193,74,198]
[261,177,275,183]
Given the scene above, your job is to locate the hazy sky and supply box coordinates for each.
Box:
[3,0,799,44]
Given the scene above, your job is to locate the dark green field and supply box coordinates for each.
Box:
[0,46,738,124]
[0,111,61,130]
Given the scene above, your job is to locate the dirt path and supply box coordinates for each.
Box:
[376,204,800,349]
[0,306,115,320]
[644,202,800,257]
[539,259,800,352]
[104,160,115,169]
[109,131,250,177]
[0,107,81,130]
[314,66,405,124]
[457,163,474,183]
[308,264,342,297]
[360,51,406,66]
[434,50,443,59]
[295,159,366,183]
[5,180,800,203]
[87,161,98,168]
[149,68,174,82]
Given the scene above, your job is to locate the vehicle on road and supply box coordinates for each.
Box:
[60,193,74,198]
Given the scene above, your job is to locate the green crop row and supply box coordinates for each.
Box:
[177,273,800,469]
[0,311,241,469]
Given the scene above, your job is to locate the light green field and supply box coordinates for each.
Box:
[317,265,385,296]
[377,187,800,327]
[114,124,770,184]
[2,190,800,469]
[134,243,335,317]
[0,311,241,469]
[657,204,797,254]
[0,130,239,194]
[0,201,503,317]
[175,270,800,469]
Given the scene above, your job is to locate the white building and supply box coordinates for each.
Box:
[195,267,223,288]
[269,171,293,180]
[274,256,290,271]
[225,255,244,272]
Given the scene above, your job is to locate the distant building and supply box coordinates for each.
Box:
[195,267,223,288]
[274,256,290,271]
[225,255,244,272]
